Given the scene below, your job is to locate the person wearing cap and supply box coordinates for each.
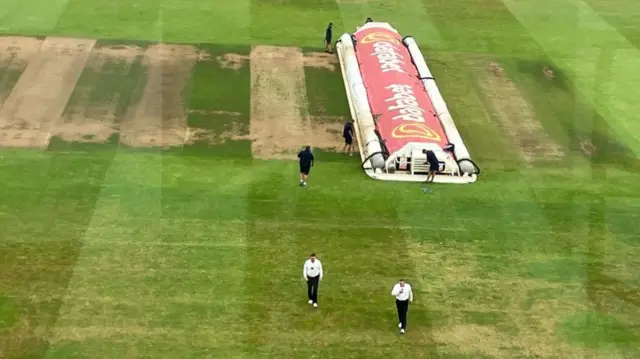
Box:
[391,279,413,334]
[325,23,333,54]
[303,253,323,308]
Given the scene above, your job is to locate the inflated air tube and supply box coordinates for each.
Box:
[362,151,387,170]
[337,33,385,169]
[458,158,480,175]
[402,36,476,174]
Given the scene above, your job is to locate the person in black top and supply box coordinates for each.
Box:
[325,23,333,54]
[342,120,354,155]
[298,146,315,187]
[423,149,440,183]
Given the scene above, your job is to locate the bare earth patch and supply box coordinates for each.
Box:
[467,58,565,164]
[249,47,346,158]
[52,115,119,143]
[310,115,354,151]
[250,45,312,159]
[185,127,250,145]
[0,37,43,66]
[0,37,43,106]
[216,53,249,71]
[0,37,95,148]
[90,45,143,67]
[119,44,200,148]
[51,45,144,143]
[580,138,597,156]
[303,52,338,71]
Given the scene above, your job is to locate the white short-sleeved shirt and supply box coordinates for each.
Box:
[391,283,413,301]
[303,259,323,279]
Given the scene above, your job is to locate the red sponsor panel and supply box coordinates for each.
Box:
[353,26,449,154]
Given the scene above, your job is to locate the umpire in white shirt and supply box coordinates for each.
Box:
[391,279,413,334]
[302,253,323,308]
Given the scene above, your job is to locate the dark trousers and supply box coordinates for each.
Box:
[396,299,409,329]
[307,276,319,303]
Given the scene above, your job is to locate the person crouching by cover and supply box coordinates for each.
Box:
[298,146,314,187]
[423,149,439,183]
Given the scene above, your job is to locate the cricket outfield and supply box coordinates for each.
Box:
[0,0,639,358]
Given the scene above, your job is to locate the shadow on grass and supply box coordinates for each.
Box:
[514,58,640,174]
[511,57,640,355]
[0,150,117,357]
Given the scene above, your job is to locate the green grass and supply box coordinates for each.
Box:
[182,44,251,157]
[303,50,350,119]
[1,0,640,358]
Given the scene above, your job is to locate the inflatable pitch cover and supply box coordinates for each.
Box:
[336,22,480,184]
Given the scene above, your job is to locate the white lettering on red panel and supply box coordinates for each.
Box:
[370,42,405,73]
[384,84,425,122]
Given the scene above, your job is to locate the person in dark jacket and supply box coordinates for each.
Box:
[343,120,354,155]
[325,23,333,54]
[423,149,440,183]
[298,146,315,187]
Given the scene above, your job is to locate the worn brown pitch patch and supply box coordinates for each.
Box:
[249,47,347,159]
[216,53,249,71]
[0,37,43,107]
[249,45,311,159]
[579,138,597,156]
[303,52,338,71]
[309,115,353,151]
[51,44,145,144]
[0,37,95,148]
[0,37,43,67]
[466,58,565,164]
[118,44,200,148]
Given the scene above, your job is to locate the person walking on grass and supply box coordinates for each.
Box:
[391,279,413,334]
[303,253,323,308]
[325,23,333,54]
[297,145,314,187]
[343,120,354,155]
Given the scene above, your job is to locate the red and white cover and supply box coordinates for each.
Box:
[353,25,449,155]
